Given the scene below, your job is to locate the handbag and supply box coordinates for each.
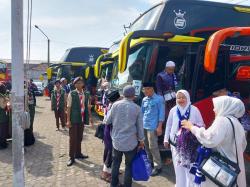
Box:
[21,111,31,130]
[200,117,240,187]
[94,123,105,140]
[132,149,152,181]
[168,134,178,147]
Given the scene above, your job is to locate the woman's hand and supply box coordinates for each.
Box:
[164,142,170,148]
[181,120,193,131]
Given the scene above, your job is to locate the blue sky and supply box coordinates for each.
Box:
[0,0,249,61]
[0,0,159,61]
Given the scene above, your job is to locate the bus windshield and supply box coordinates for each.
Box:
[57,65,86,81]
[101,63,113,82]
[111,44,153,94]
[129,4,163,32]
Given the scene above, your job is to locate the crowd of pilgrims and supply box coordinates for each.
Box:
[0,60,250,187]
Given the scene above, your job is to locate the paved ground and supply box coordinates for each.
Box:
[0,97,176,187]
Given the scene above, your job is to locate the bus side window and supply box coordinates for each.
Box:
[195,55,226,101]
[111,60,119,89]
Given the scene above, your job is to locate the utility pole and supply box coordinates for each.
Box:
[11,0,25,186]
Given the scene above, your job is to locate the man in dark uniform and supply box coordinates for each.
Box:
[66,77,92,166]
[51,80,66,131]
[0,83,9,149]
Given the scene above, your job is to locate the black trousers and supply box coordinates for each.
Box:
[111,147,137,187]
[0,122,8,149]
[103,146,112,168]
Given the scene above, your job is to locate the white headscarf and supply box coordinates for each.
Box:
[213,96,245,118]
[176,90,191,115]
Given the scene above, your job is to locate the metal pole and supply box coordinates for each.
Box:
[11,0,25,186]
[34,25,50,67]
[48,39,50,66]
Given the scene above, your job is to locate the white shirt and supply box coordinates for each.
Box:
[164,105,204,143]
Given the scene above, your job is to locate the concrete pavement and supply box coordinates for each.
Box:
[0,97,175,187]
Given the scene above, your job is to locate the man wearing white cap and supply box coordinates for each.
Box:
[156,61,178,115]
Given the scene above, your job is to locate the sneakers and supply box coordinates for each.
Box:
[100,171,111,183]
[151,168,162,176]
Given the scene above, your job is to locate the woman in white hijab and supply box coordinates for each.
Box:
[164,90,205,187]
[182,96,247,187]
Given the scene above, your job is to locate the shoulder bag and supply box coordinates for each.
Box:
[200,117,240,187]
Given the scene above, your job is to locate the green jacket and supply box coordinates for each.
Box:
[51,89,65,111]
[70,90,90,125]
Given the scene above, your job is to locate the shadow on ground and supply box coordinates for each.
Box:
[25,139,53,177]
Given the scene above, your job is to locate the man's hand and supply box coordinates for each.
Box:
[164,142,170,149]
[66,121,72,128]
[138,141,144,150]
[156,126,163,136]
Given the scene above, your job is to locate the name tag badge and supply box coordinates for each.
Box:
[164,91,176,101]
[202,158,221,178]
[216,169,234,186]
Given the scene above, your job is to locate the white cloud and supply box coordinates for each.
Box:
[0,0,10,9]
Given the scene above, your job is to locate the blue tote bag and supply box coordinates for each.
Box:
[132,149,152,181]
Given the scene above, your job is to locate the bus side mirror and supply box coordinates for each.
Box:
[236,66,250,80]
[95,54,104,78]
[85,67,90,79]
[118,32,134,73]
[47,67,52,80]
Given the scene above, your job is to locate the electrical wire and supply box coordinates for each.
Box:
[25,0,33,80]
[25,0,30,75]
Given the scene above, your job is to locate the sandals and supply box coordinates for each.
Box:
[100,171,111,183]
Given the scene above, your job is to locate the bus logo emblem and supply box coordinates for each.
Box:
[174,10,186,29]
[89,55,94,62]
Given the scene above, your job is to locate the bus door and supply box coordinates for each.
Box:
[191,46,230,127]
[150,42,197,92]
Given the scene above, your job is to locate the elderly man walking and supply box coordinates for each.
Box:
[105,85,144,187]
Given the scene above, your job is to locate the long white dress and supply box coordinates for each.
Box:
[164,105,205,187]
[191,116,247,187]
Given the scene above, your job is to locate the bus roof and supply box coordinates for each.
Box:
[60,47,108,65]
[129,0,250,37]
